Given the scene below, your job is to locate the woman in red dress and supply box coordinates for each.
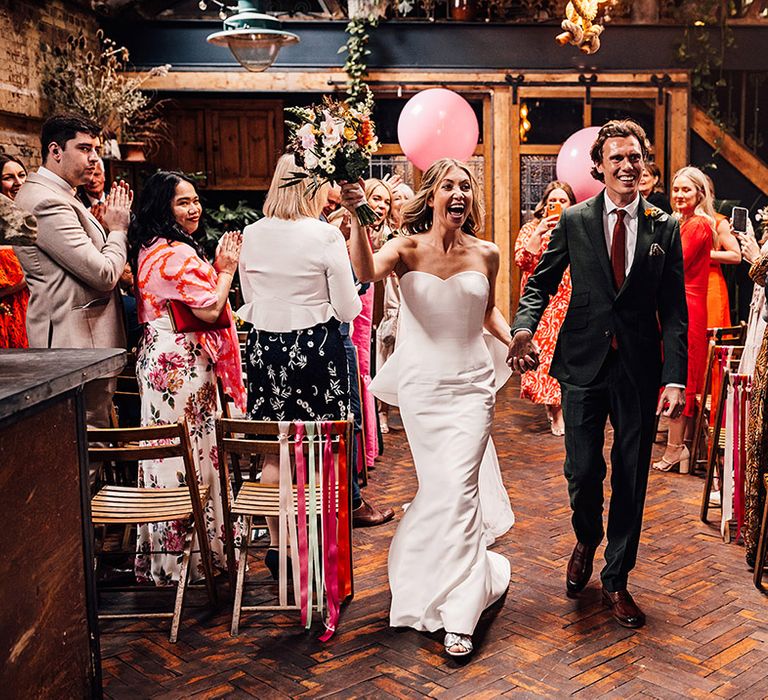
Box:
[654,167,714,471]
[513,180,576,435]
[0,155,29,348]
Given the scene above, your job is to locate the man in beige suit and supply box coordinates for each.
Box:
[15,114,132,448]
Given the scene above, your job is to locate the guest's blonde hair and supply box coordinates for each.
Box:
[672,166,717,238]
[263,153,328,220]
[400,158,484,236]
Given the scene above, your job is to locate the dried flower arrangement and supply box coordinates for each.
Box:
[41,30,171,155]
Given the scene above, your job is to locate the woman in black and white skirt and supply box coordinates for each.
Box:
[238,153,362,578]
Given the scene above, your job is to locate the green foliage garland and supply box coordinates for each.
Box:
[338,16,379,110]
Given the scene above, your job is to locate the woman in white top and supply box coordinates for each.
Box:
[238,153,362,578]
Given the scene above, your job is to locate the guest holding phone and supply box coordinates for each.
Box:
[513,180,576,435]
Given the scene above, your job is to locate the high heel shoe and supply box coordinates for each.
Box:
[652,443,690,473]
[265,548,293,581]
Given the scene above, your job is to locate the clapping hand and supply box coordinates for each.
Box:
[214,230,243,276]
[382,173,404,191]
[506,329,541,373]
[102,181,133,233]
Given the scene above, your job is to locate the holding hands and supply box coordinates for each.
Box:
[214,230,243,277]
[656,386,686,419]
[102,181,133,233]
[506,329,541,373]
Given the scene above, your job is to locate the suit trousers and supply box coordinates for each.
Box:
[560,349,657,591]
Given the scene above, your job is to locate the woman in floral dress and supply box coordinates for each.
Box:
[513,180,576,435]
[0,155,29,348]
[129,171,246,584]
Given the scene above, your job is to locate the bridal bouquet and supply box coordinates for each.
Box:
[284,96,379,225]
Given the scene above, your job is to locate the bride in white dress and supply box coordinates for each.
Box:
[342,159,513,658]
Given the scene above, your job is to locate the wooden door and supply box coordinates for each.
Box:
[207,103,282,190]
[154,109,207,185]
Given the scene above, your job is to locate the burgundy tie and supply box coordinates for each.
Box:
[610,209,627,290]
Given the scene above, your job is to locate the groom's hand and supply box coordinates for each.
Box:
[656,386,686,418]
[507,329,540,373]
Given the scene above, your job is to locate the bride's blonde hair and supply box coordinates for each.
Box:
[400,158,484,236]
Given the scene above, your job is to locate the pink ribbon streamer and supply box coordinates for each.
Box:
[293,422,311,626]
[319,421,340,642]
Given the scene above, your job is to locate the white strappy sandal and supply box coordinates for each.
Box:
[444,632,473,657]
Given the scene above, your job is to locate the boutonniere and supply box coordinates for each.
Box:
[644,207,669,223]
[649,243,665,257]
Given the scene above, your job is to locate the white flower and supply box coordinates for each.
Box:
[297,123,316,150]
[319,110,343,147]
[304,150,319,171]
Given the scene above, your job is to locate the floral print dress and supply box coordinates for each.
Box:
[134,239,246,584]
[514,220,572,407]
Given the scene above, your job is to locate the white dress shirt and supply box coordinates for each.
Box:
[602,191,640,278]
[237,216,362,332]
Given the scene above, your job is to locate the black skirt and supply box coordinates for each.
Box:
[245,319,351,422]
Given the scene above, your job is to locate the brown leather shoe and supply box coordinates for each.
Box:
[601,588,646,628]
[352,499,394,528]
[566,542,598,596]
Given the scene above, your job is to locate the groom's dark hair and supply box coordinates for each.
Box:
[589,119,650,182]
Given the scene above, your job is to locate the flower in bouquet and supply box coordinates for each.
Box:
[284,96,380,225]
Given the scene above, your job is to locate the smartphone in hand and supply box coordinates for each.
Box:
[547,201,563,218]
[732,206,749,234]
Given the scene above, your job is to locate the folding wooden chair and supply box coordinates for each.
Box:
[754,474,768,590]
[109,351,141,430]
[87,419,217,642]
[700,348,744,524]
[690,329,746,475]
[216,418,354,635]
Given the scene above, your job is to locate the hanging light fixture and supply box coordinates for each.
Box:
[207,0,300,72]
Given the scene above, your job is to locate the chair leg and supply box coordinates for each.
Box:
[753,493,768,590]
[231,515,251,636]
[169,528,194,643]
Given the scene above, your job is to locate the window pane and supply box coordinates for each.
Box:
[591,99,656,147]
[522,99,583,145]
[520,154,558,222]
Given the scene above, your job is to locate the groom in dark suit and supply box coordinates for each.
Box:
[508,120,687,628]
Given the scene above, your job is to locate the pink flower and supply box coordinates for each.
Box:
[158,352,187,372]
[148,367,167,391]
[297,122,316,150]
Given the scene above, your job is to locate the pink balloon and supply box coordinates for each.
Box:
[556,126,603,202]
[397,89,479,171]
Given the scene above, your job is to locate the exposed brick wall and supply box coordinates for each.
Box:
[0,0,99,168]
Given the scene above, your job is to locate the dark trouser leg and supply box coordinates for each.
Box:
[342,330,363,509]
[601,357,657,591]
[560,369,611,547]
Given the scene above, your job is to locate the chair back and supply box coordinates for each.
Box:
[707,322,747,346]
[87,419,204,511]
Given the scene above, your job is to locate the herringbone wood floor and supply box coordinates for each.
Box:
[101,379,768,699]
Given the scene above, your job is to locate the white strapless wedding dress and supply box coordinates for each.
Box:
[369,270,512,635]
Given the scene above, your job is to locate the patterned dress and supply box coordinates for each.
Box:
[514,220,572,407]
[134,239,246,584]
[744,254,768,567]
[0,249,28,348]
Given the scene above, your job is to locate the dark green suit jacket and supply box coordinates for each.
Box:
[512,192,688,389]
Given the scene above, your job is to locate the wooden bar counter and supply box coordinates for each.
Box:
[0,348,126,700]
